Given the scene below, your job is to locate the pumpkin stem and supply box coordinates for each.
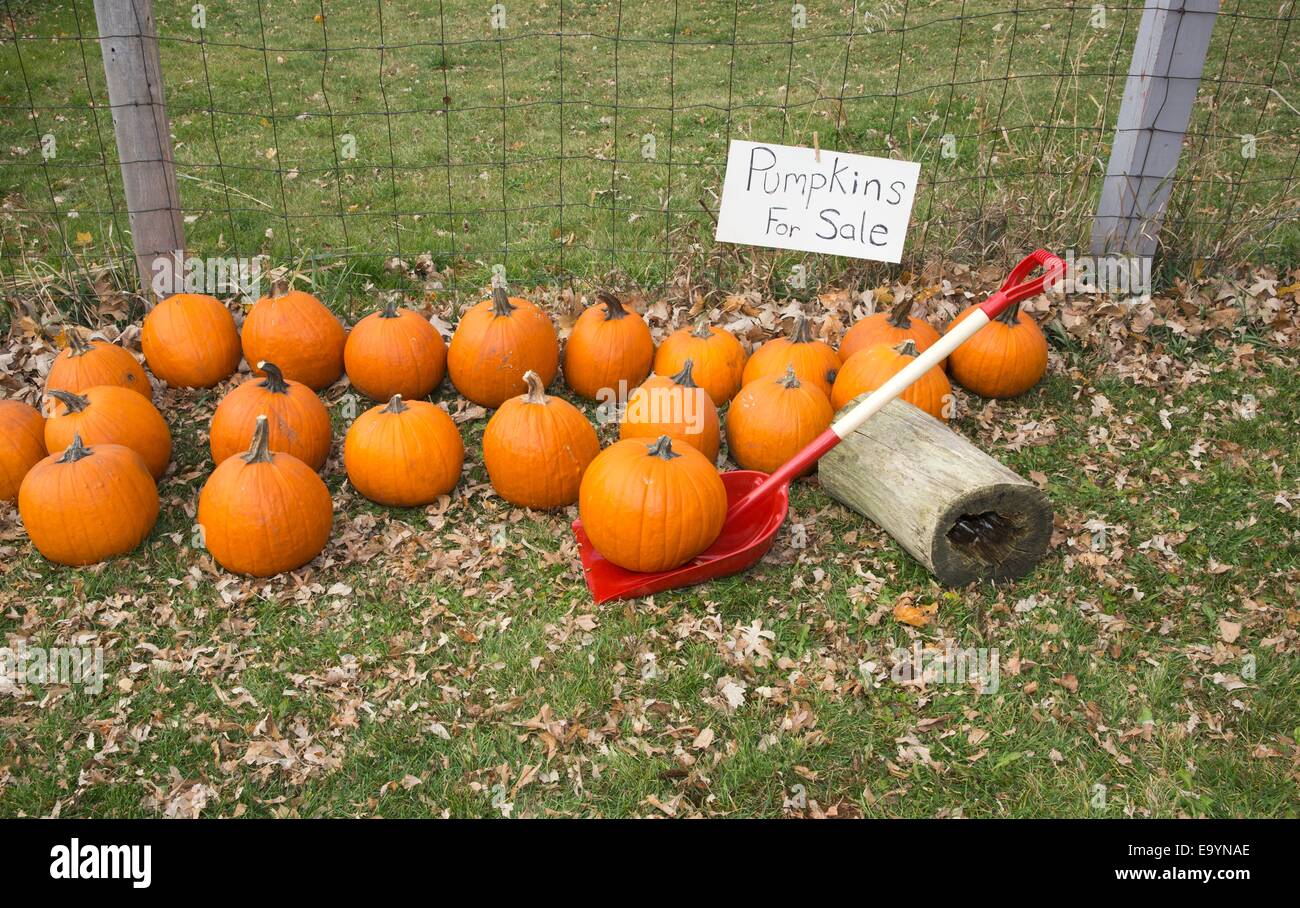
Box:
[778,364,801,389]
[242,415,275,464]
[270,278,291,299]
[384,394,408,414]
[380,296,400,318]
[58,434,92,464]
[521,369,548,404]
[47,389,90,414]
[670,359,698,388]
[491,285,516,317]
[65,330,92,356]
[647,435,680,460]
[893,339,920,358]
[690,315,713,339]
[256,361,290,394]
[789,315,814,344]
[886,297,914,329]
[596,290,629,320]
[995,300,1022,326]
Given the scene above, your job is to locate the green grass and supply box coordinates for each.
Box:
[1,0,1297,322]
[1,328,1297,818]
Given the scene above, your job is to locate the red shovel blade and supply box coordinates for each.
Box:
[572,469,789,604]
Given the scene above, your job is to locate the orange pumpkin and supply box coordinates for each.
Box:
[619,360,720,463]
[198,415,333,577]
[46,331,150,400]
[741,315,841,399]
[343,297,447,402]
[0,399,47,500]
[344,394,464,507]
[578,435,728,572]
[44,386,172,479]
[946,301,1048,398]
[653,317,747,406]
[563,290,655,400]
[19,435,159,566]
[141,292,242,388]
[209,361,332,470]
[839,297,943,365]
[832,340,952,421]
[727,366,833,475]
[241,280,346,390]
[483,370,600,509]
[447,287,559,408]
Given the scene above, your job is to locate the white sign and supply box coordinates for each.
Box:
[715,140,921,264]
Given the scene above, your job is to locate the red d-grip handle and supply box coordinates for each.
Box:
[979,249,1065,320]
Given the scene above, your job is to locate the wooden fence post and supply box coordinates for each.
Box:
[93,0,184,302]
[1091,0,1218,259]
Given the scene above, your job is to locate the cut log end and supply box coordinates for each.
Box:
[932,483,1053,586]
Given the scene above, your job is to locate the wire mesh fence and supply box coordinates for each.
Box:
[1,0,1296,322]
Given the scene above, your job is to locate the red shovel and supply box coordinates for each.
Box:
[573,249,1065,604]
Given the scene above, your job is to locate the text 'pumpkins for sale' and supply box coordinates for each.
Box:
[741,315,841,400]
[483,370,600,509]
[46,331,150,400]
[946,300,1048,399]
[0,399,46,500]
[619,360,720,463]
[653,317,747,406]
[141,292,242,388]
[344,395,464,507]
[832,340,952,421]
[563,291,654,400]
[198,415,333,577]
[19,435,159,566]
[44,386,172,479]
[728,366,833,475]
[209,361,332,470]
[578,435,727,572]
[448,286,558,408]
[241,280,346,390]
[344,297,447,402]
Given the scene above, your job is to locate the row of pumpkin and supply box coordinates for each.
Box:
[0,280,1049,576]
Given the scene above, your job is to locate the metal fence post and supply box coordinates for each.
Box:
[93,0,184,301]
[1091,0,1218,259]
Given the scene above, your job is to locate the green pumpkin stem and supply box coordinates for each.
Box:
[384,394,408,414]
[995,300,1022,326]
[521,370,548,404]
[242,415,275,465]
[596,291,629,320]
[58,434,92,464]
[47,389,90,413]
[690,315,713,339]
[647,435,680,460]
[670,359,698,388]
[256,361,290,394]
[886,297,914,329]
[380,297,400,318]
[894,339,920,358]
[491,285,516,317]
[789,315,814,344]
[778,364,801,389]
[65,330,92,356]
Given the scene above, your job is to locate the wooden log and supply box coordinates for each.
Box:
[820,398,1052,586]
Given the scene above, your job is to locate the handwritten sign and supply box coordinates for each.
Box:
[715,140,921,264]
